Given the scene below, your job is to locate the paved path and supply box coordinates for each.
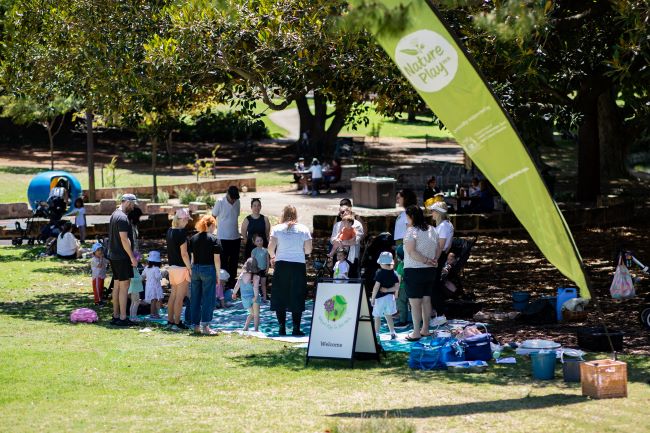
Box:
[268,108,300,140]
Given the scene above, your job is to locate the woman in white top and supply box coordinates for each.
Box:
[393,189,417,245]
[267,205,313,336]
[430,201,454,305]
[307,158,323,196]
[402,205,439,341]
[56,221,81,260]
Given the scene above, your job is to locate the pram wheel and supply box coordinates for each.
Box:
[640,307,650,330]
[12,237,23,246]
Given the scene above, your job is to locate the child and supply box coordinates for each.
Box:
[90,242,108,305]
[71,197,86,242]
[250,234,269,301]
[216,269,231,308]
[333,248,350,280]
[394,244,409,327]
[328,214,356,258]
[370,251,400,340]
[232,258,261,332]
[440,252,459,296]
[128,264,144,322]
[142,251,163,318]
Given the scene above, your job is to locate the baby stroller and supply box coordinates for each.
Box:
[442,236,478,299]
[12,201,58,246]
[360,232,394,296]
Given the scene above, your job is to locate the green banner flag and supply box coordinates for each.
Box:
[369,0,590,298]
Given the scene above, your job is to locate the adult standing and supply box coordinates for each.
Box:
[212,185,241,290]
[267,205,312,336]
[429,201,454,308]
[241,197,270,259]
[330,205,364,277]
[188,214,222,335]
[402,205,439,341]
[306,158,323,196]
[166,208,192,330]
[394,189,417,245]
[107,194,138,326]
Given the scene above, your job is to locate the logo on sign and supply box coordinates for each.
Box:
[324,295,347,322]
[395,30,458,92]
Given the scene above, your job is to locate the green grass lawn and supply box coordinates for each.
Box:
[0,166,291,204]
[1,246,649,433]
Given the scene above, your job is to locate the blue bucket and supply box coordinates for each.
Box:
[512,291,530,311]
[531,350,557,380]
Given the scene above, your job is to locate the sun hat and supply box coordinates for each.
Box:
[395,244,404,261]
[429,201,448,214]
[377,251,394,265]
[175,208,190,219]
[227,185,240,200]
[219,268,230,282]
[121,193,138,204]
[148,250,161,263]
[92,242,104,253]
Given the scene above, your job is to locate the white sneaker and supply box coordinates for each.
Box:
[430,315,447,327]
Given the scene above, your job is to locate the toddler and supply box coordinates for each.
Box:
[142,251,163,318]
[250,234,269,301]
[333,248,350,280]
[370,251,400,340]
[328,214,356,258]
[71,198,86,242]
[440,252,458,295]
[128,264,144,322]
[216,268,231,308]
[90,242,108,305]
[232,258,261,332]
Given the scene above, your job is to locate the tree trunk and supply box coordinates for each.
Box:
[296,93,350,160]
[85,111,95,202]
[576,107,600,202]
[407,110,416,122]
[47,123,54,171]
[598,88,628,179]
[152,136,158,202]
[167,131,174,171]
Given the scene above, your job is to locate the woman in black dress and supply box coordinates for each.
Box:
[240,197,270,259]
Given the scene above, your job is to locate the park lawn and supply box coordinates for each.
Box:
[0,166,290,204]
[1,246,650,433]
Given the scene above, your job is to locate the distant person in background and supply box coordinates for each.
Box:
[468,177,480,197]
[323,158,342,188]
[422,176,442,203]
[71,198,86,242]
[477,179,494,213]
[212,186,241,290]
[293,157,306,187]
[306,158,323,196]
[56,221,80,260]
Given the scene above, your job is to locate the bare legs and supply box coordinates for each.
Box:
[167,281,189,325]
[113,280,129,320]
[407,297,432,339]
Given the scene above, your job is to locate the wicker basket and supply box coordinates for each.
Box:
[562,310,588,322]
[580,359,627,399]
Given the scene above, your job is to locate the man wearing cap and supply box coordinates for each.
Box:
[107,194,138,326]
[212,186,241,290]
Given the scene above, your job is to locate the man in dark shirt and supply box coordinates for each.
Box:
[108,193,138,326]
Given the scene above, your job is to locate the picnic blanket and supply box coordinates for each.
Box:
[137,300,419,352]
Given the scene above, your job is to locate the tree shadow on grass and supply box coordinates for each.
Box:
[0,246,46,262]
[328,393,586,419]
[32,264,89,276]
[0,166,44,175]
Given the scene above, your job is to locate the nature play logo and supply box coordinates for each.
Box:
[394,30,458,93]
[323,295,347,322]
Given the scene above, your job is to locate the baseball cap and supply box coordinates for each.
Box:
[377,251,394,265]
[121,193,138,203]
[227,185,240,200]
[429,201,448,214]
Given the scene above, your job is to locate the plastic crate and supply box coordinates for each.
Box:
[580,359,627,399]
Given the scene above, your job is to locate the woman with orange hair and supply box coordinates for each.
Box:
[188,214,222,335]
[267,205,312,336]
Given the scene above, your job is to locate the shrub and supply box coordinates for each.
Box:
[156,189,170,203]
[178,109,269,142]
[177,188,197,205]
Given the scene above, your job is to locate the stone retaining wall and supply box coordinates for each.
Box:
[312,201,637,238]
[87,177,256,200]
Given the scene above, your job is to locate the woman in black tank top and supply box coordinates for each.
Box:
[240,198,270,258]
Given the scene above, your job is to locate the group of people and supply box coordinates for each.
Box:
[89,178,456,342]
[293,157,342,196]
